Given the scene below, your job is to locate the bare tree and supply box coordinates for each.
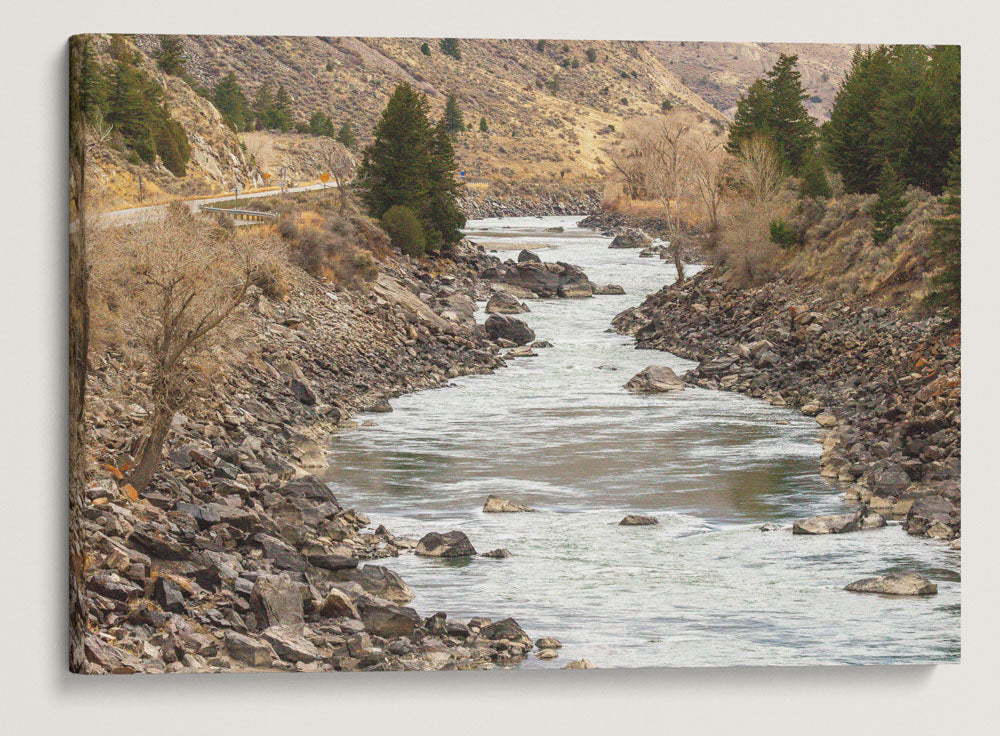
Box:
[733,134,785,207]
[90,207,285,490]
[323,143,356,213]
[689,131,729,234]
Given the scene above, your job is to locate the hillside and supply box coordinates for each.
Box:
[88,35,858,208]
[646,41,860,120]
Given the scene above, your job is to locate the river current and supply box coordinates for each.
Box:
[320,216,960,668]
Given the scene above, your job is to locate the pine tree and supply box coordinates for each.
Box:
[213,72,251,131]
[272,85,294,131]
[79,39,107,121]
[309,110,336,137]
[926,147,960,318]
[358,82,434,220]
[799,151,832,199]
[440,38,462,60]
[869,161,908,244]
[443,94,465,134]
[336,121,357,151]
[479,116,488,132]
[586,48,597,63]
[157,35,186,76]
[726,54,815,173]
[424,119,466,249]
[420,42,431,56]
[252,82,275,129]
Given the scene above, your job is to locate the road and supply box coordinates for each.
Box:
[72,181,334,232]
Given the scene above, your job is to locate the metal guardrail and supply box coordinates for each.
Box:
[200,206,277,221]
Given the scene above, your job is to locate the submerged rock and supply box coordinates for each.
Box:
[620,514,659,526]
[483,495,534,513]
[609,228,652,249]
[481,548,512,559]
[845,571,938,596]
[416,531,478,557]
[625,365,684,393]
[792,505,886,535]
[595,283,626,295]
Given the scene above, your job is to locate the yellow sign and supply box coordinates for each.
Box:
[320,173,330,183]
[263,172,272,180]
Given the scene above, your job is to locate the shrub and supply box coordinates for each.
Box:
[769,219,799,248]
[420,42,431,56]
[381,205,426,257]
[254,258,290,300]
[586,48,597,63]
[439,38,461,60]
[479,117,488,132]
[326,61,334,71]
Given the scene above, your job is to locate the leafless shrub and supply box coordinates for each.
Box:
[89,205,286,489]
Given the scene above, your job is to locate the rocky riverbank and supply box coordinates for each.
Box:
[459,188,600,220]
[612,268,961,546]
[579,209,712,263]
[79,240,581,674]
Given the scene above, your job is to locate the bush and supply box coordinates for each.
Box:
[254,258,290,300]
[769,219,799,248]
[420,42,431,56]
[381,205,426,257]
[326,61,334,71]
[586,48,597,63]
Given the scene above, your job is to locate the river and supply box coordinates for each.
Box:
[320,215,960,668]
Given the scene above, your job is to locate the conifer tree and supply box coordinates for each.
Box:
[272,85,294,131]
[443,94,465,134]
[309,110,336,137]
[252,82,275,129]
[213,72,251,131]
[80,39,107,121]
[336,121,357,151]
[440,38,462,60]
[479,117,488,132]
[157,35,186,76]
[726,54,814,173]
[420,42,431,56]
[799,151,832,199]
[926,147,960,318]
[869,161,908,244]
[424,119,466,248]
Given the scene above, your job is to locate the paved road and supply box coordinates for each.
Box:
[72,181,335,232]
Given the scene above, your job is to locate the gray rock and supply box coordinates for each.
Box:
[625,365,684,393]
[484,314,535,346]
[483,495,534,513]
[355,594,422,638]
[261,625,320,663]
[485,292,529,315]
[792,506,886,535]
[225,631,274,667]
[845,571,938,596]
[250,575,305,630]
[619,514,659,526]
[416,531,477,557]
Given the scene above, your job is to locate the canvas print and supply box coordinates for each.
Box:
[68,35,960,674]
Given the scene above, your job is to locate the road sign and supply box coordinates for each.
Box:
[235,184,243,199]
[320,173,330,184]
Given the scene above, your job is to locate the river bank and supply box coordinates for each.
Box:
[612,268,961,546]
[79,239,577,674]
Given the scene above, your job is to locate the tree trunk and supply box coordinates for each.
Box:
[130,405,174,491]
[68,36,89,673]
[673,242,686,284]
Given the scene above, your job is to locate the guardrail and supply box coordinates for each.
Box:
[200,206,277,222]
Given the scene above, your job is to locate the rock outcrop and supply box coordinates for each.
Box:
[845,572,938,596]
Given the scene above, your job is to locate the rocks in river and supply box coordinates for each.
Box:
[595,284,626,295]
[759,522,780,532]
[537,649,559,659]
[609,228,652,249]
[563,658,597,669]
[517,249,542,263]
[904,495,960,540]
[479,618,533,649]
[625,365,684,393]
[481,548,512,559]
[486,259,596,299]
[532,340,553,348]
[557,280,595,298]
[485,291,530,315]
[484,314,535,346]
[536,637,562,649]
[844,571,938,596]
[416,531,478,557]
[483,495,535,513]
[506,345,537,358]
[792,505,886,535]
[620,514,659,526]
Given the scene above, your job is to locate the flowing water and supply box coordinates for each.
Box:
[320,216,960,668]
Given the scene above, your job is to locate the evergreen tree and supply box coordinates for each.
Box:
[358,83,464,253]
[358,82,434,220]
[424,119,466,248]
[157,35,186,76]
[536,40,547,52]
[252,82,275,129]
[443,94,465,134]
[479,116,488,132]
[868,161,908,244]
[80,39,107,121]
[726,54,815,173]
[925,147,960,318]
[309,110,336,137]
[213,72,251,131]
[336,121,357,151]
[272,85,294,131]
[107,58,163,163]
[439,38,462,60]
[586,48,597,63]
[799,151,832,199]
[420,42,431,56]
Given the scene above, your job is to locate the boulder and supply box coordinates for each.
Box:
[355,594,422,638]
[305,554,359,572]
[557,281,595,298]
[815,412,838,428]
[416,531,477,557]
[506,345,537,358]
[536,637,562,649]
[481,548,512,559]
[609,228,652,249]
[792,506,886,535]
[483,495,535,513]
[517,249,541,263]
[261,625,320,663]
[594,284,625,295]
[845,572,938,596]
[620,514,659,526]
[625,365,684,393]
[250,575,305,630]
[479,617,532,649]
[225,631,274,667]
[319,588,360,619]
[904,495,959,539]
[563,659,597,669]
[485,292,529,315]
[484,315,535,346]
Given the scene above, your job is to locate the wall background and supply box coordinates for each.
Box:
[3,2,993,733]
